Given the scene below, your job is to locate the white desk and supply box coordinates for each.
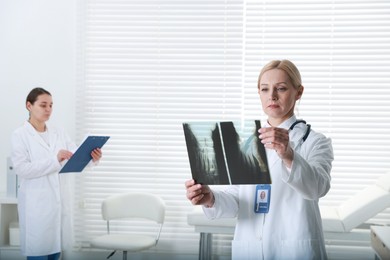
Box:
[187,207,236,260]
[371,226,390,260]
[0,195,18,249]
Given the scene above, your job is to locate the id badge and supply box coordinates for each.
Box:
[254,184,271,213]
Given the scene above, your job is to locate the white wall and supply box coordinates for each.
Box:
[0,0,77,194]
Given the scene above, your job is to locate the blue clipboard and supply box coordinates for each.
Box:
[59,136,110,173]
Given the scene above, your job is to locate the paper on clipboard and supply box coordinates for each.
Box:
[59,136,110,173]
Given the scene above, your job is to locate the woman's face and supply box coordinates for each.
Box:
[258,69,302,126]
[26,94,53,123]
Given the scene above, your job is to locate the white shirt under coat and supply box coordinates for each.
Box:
[203,115,334,260]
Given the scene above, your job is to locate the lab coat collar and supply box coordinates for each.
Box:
[23,121,58,151]
[264,115,297,129]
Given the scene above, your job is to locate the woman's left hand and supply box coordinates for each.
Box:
[259,127,293,167]
[91,148,102,162]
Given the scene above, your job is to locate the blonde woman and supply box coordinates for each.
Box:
[185,60,333,260]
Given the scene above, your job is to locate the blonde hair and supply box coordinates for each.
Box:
[257,60,302,89]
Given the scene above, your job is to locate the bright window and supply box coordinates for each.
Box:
[75,0,390,256]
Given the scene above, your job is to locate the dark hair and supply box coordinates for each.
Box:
[26,87,51,105]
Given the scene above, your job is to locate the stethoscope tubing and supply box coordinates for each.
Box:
[289,120,311,143]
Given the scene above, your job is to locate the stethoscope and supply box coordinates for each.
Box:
[289,120,311,143]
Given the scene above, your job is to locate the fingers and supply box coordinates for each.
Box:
[185,179,208,205]
[185,180,202,200]
[91,148,102,162]
[259,127,290,156]
[259,127,289,141]
[58,148,103,163]
[57,150,73,162]
[184,179,195,189]
[259,127,288,145]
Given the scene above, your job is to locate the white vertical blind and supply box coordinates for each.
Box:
[75,0,390,257]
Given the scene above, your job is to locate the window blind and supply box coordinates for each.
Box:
[243,0,390,257]
[74,0,242,256]
[75,0,390,258]
[243,0,390,211]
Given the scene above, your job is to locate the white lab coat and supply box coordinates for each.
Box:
[203,115,333,260]
[11,121,77,256]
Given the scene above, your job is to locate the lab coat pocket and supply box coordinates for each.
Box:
[232,240,262,260]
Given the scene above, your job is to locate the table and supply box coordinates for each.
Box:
[187,207,236,260]
[371,226,390,260]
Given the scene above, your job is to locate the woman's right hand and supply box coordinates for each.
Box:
[57,149,73,162]
[185,179,215,207]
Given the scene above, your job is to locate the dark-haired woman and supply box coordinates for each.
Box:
[11,88,102,260]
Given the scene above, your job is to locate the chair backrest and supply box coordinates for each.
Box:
[102,192,166,224]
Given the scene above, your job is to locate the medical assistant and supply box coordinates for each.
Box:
[11,121,77,256]
[203,115,334,260]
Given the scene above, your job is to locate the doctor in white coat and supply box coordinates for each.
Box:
[11,88,102,260]
[185,60,333,260]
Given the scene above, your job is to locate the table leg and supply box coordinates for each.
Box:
[199,232,212,260]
